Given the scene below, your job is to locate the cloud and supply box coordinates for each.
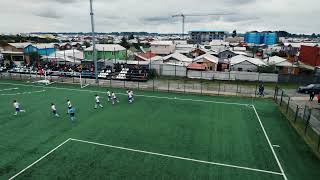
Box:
[35,9,61,19]
[0,0,319,34]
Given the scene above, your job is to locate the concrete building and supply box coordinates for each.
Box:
[189,30,226,44]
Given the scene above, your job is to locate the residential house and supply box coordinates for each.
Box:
[162,52,193,66]
[299,45,320,66]
[1,43,31,62]
[71,42,83,50]
[84,44,127,60]
[230,55,266,72]
[193,53,219,71]
[134,52,162,61]
[60,43,73,50]
[24,43,56,56]
[175,44,197,55]
[190,48,208,57]
[150,41,175,56]
[217,49,238,59]
[265,56,298,74]
[225,37,244,44]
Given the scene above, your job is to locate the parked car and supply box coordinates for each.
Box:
[298,84,320,94]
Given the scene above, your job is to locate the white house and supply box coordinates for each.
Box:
[175,44,197,55]
[230,55,266,72]
[264,56,297,74]
[162,52,193,66]
[150,41,175,55]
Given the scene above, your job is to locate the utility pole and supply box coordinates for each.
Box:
[89,0,98,83]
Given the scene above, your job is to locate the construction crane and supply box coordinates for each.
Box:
[172,13,232,39]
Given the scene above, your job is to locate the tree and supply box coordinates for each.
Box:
[83,41,91,48]
[232,30,237,38]
[311,33,317,38]
[128,34,135,40]
[258,65,277,73]
[120,37,130,49]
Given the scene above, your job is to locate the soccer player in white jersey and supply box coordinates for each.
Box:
[13,100,26,115]
[127,90,134,103]
[51,103,59,117]
[106,90,111,102]
[67,99,72,114]
[94,95,103,109]
[130,90,134,102]
[111,92,119,105]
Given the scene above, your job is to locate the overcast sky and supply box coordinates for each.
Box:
[0,0,319,34]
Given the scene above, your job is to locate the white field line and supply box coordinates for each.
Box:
[273,145,281,148]
[0,87,19,92]
[8,138,71,180]
[252,105,288,180]
[0,82,250,107]
[70,138,283,176]
[81,84,90,89]
[0,90,45,96]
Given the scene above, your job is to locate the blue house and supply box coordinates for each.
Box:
[24,44,56,56]
[244,31,277,45]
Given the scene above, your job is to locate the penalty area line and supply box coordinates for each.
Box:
[252,105,288,180]
[0,87,19,92]
[8,138,72,180]
[0,90,46,96]
[70,138,283,176]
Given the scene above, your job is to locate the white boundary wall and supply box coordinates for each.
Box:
[187,71,278,82]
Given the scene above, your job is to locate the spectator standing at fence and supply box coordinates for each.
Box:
[258,83,265,97]
[309,91,316,101]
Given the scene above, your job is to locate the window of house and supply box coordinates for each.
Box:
[238,68,243,71]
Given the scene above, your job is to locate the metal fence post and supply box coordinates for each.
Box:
[294,105,299,123]
[274,86,279,102]
[236,81,239,94]
[152,79,155,92]
[280,90,284,106]
[255,83,258,98]
[200,81,203,95]
[184,80,186,93]
[286,97,291,114]
[218,81,221,96]
[304,108,312,135]
[318,135,320,151]
[168,81,170,92]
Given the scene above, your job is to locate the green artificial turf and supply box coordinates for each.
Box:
[0,80,319,180]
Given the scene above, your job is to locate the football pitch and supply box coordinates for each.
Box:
[0,80,320,180]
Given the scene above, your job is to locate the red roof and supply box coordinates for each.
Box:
[137,52,157,60]
[187,63,207,70]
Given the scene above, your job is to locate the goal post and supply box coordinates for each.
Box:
[79,72,90,89]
